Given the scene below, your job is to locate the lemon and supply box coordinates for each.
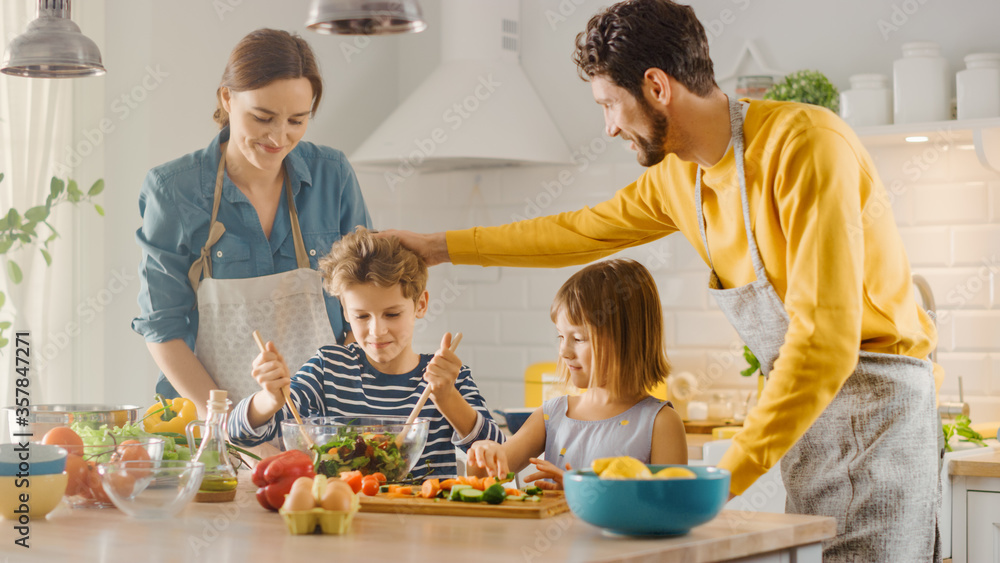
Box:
[597,456,652,479]
[591,457,616,474]
[653,467,697,479]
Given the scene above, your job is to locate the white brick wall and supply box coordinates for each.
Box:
[358,140,1000,424]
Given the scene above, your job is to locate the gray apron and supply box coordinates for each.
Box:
[694,98,941,562]
[187,143,336,402]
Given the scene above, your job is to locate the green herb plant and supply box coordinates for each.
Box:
[740,345,761,377]
[763,69,840,114]
[0,174,104,349]
[942,414,988,452]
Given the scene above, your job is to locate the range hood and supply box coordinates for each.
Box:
[350,0,572,172]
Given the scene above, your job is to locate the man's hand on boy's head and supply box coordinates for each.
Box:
[424,332,462,399]
[376,229,451,266]
[251,341,291,401]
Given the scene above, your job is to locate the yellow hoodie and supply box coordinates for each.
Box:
[446,99,939,495]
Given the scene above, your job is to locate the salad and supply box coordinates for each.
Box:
[313,431,408,481]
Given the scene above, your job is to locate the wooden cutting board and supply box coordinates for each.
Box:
[358,491,569,519]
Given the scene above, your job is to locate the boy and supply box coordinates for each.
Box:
[228,227,504,479]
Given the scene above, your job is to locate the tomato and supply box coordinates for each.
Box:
[371,472,387,484]
[113,440,151,462]
[64,454,89,496]
[42,426,84,456]
[339,471,364,494]
[87,462,112,504]
[360,476,380,496]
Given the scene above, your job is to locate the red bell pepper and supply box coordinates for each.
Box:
[253,450,315,511]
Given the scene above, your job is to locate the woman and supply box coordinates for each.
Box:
[133,29,372,417]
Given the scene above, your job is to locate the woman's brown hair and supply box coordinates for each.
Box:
[213,29,323,128]
[572,0,716,100]
[550,258,670,400]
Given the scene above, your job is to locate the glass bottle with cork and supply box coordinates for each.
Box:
[186,389,239,502]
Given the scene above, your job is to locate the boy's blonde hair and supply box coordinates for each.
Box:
[318,227,428,303]
[549,258,670,400]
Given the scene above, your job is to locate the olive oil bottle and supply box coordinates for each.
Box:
[186,390,239,501]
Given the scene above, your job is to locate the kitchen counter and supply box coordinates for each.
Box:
[947,447,1000,477]
[0,474,835,563]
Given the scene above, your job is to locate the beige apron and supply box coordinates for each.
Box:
[187,143,335,402]
[695,99,940,562]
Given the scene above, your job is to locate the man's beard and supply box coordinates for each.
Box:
[632,97,669,167]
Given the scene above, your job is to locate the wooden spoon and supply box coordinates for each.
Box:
[396,332,463,447]
[251,330,313,448]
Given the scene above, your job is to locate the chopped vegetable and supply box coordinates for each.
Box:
[458,488,484,502]
[420,478,441,499]
[253,450,316,511]
[448,484,472,501]
[482,484,506,505]
[439,478,459,490]
[523,486,544,496]
[312,428,409,481]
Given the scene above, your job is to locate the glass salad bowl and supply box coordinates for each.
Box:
[97,460,205,519]
[281,416,429,483]
[66,437,165,508]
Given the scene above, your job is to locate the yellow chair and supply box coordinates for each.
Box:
[524,362,583,407]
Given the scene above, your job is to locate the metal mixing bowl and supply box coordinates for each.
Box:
[3,404,143,442]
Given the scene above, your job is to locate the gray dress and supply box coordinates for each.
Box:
[542,395,673,471]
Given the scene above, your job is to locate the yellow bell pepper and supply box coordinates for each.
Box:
[143,394,197,434]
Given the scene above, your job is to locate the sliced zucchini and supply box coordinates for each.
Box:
[458,488,485,502]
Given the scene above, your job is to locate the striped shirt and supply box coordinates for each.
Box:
[228,343,504,479]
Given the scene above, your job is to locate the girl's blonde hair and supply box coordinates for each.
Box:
[318,227,427,303]
[549,258,670,400]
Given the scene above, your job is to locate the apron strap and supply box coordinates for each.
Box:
[694,97,768,280]
[284,169,310,269]
[188,143,229,293]
[187,143,310,293]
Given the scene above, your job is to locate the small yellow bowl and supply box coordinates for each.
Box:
[0,473,68,519]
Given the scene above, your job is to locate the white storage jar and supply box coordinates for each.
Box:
[957,53,1000,120]
[893,41,951,124]
[840,74,892,127]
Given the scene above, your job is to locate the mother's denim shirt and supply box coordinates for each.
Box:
[133,128,372,392]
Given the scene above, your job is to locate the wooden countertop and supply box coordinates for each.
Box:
[949,447,1000,477]
[0,473,835,563]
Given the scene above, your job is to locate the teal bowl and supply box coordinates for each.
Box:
[563,465,730,536]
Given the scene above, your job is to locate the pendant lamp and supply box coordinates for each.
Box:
[305,0,426,35]
[2,0,105,78]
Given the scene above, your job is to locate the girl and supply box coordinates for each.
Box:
[467,258,687,488]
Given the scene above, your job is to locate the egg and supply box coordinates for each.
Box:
[320,478,355,512]
[282,477,316,511]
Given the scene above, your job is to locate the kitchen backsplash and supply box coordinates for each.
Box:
[357,139,1000,422]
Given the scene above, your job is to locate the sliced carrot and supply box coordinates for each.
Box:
[385,492,415,499]
[457,476,474,487]
[387,484,400,494]
[420,478,441,499]
[439,478,458,490]
[504,487,524,496]
[483,476,497,489]
[396,486,414,495]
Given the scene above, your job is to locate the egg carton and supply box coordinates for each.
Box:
[278,495,361,535]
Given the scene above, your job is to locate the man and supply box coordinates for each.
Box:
[384,1,941,561]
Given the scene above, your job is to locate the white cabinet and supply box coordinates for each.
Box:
[967,490,1000,562]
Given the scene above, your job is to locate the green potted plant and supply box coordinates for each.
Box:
[764,69,840,114]
[740,345,765,399]
[0,174,104,349]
